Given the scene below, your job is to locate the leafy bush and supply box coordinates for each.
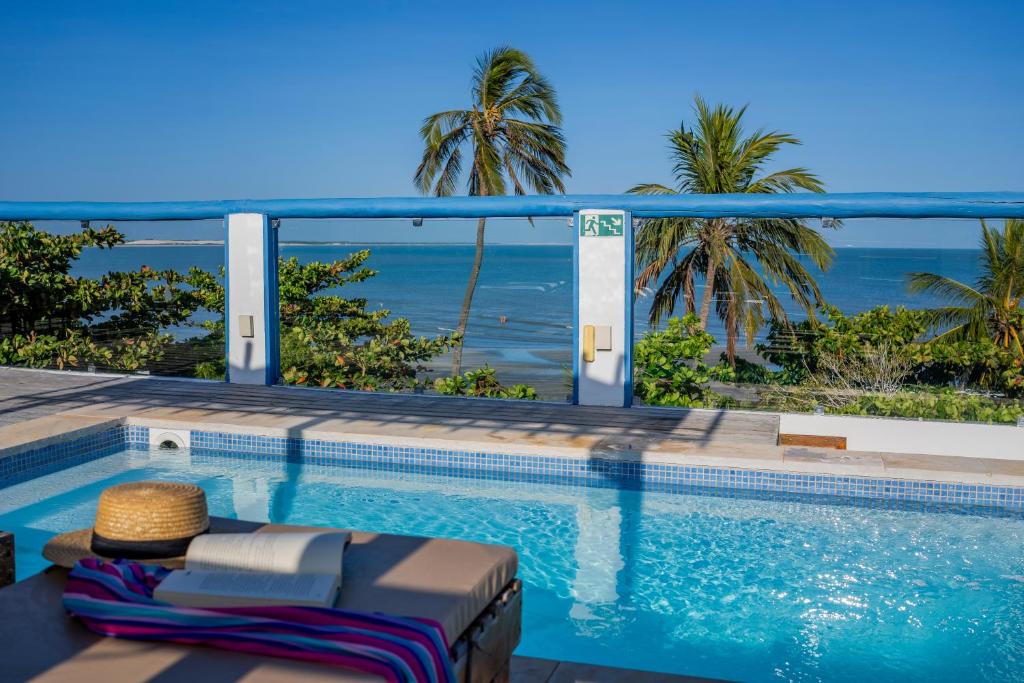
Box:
[911,338,1023,395]
[758,305,929,384]
[728,355,786,385]
[184,253,537,395]
[434,366,537,400]
[0,221,202,371]
[836,389,1024,424]
[0,222,535,396]
[757,305,1023,396]
[633,314,733,407]
[186,252,461,392]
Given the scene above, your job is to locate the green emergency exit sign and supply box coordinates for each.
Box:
[580,213,624,237]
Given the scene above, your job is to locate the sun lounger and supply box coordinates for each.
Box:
[0,519,521,682]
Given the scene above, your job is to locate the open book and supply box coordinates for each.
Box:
[153,531,350,608]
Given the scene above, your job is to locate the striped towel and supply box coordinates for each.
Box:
[63,558,455,683]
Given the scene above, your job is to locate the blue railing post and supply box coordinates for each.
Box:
[224,213,280,385]
[573,209,634,407]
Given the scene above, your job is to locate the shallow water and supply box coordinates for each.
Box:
[2,448,1022,682]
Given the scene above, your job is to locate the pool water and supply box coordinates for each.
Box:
[2,447,1023,682]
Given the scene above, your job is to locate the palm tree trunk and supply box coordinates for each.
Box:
[684,269,696,315]
[451,217,486,374]
[698,259,716,330]
[725,299,738,366]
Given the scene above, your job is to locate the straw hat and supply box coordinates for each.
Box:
[43,481,215,569]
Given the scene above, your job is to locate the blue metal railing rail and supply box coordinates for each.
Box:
[2,192,1024,221]
[5,190,1024,400]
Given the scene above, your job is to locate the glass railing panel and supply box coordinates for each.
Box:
[275,217,573,401]
[0,218,225,378]
[631,217,1024,424]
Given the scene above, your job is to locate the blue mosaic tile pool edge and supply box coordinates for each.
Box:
[188,430,1024,513]
[0,425,149,488]
[3,425,1024,513]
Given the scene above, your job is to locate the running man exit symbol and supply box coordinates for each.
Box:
[580,214,624,237]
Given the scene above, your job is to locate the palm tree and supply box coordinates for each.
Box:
[415,47,569,374]
[629,96,835,363]
[908,219,1024,355]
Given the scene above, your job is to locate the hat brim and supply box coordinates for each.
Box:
[43,517,238,569]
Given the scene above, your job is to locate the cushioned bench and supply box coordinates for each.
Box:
[0,519,522,682]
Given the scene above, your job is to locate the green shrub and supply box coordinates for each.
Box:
[633,314,733,407]
[727,355,786,385]
[433,366,537,400]
[186,252,461,392]
[757,305,1023,396]
[0,221,202,372]
[836,389,1024,424]
[757,305,929,384]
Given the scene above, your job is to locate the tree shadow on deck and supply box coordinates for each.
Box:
[0,368,779,450]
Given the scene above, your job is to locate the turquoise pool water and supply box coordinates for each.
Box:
[2,447,1023,682]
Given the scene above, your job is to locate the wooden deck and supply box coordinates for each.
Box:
[0,366,780,449]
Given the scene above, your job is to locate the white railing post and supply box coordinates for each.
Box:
[572,210,633,407]
[224,213,279,385]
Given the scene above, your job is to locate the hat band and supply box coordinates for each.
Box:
[90,527,208,560]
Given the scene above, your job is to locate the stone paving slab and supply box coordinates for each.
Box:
[3,366,1024,488]
[0,367,780,445]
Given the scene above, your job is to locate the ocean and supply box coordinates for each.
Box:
[72,244,982,398]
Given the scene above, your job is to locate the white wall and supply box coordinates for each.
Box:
[780,412,1024,460]
[226,213,269,384]
[576,210,628,406]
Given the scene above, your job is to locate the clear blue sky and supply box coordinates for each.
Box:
[2,0,1021,246]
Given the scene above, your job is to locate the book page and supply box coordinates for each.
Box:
[185,531,349,576]
[154,569,340,608]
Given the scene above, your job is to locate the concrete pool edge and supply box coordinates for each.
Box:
[91,412,1024,487]
[3,412,1024,512]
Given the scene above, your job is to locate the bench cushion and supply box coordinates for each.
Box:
[0,520,518,682]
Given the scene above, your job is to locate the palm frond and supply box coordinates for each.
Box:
[414,111,469,195]
[909,219,1024,351]
[634,217,698,292]
[907,272,986,306]
[623,95,837,352]
[627,183,677,196]
[745,168,824,194]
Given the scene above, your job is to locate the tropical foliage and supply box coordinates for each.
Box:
[0,220,202,372]
[415,46,570,374]
[633,314,734,407]
[433,365,538,400]
[629,96,835,364]
[833,389,1024,423]
[630,308,1023,422]
[908,219,1024,355]
[190,252,460,392]
[758,304,1023,394]
[1,222,535,396]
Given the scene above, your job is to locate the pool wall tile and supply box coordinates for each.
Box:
[3,425,1024,515]
[187,430,1024,514]
[0,426,149,488]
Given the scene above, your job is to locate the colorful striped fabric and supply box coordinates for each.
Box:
[63,558,456,683]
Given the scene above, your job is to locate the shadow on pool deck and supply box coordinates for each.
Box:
[0,367,780,451]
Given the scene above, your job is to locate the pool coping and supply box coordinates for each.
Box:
[3,410,1024,486]
[3,411,1024,512]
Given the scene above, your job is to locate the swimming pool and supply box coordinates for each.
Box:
[2,434,1023,682]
